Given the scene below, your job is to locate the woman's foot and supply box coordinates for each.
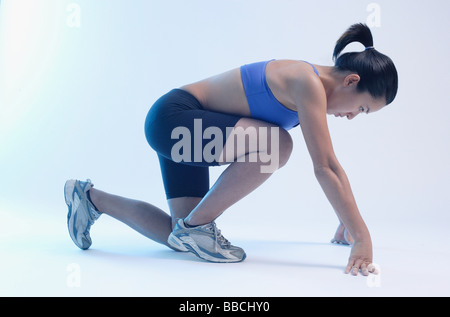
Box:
[331,223,354,246]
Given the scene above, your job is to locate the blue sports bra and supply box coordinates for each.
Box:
[240,59,319,130]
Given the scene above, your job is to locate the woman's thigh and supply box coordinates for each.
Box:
[218,117,293,168]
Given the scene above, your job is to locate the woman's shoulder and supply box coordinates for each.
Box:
[271,60,325,107]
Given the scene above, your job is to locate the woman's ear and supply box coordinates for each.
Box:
[343,74,360,87]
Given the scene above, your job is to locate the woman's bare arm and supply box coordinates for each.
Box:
[292,73,374,275]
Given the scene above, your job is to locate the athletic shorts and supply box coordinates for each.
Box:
[145,89,242,199]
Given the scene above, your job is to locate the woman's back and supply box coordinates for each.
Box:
[180,60,316,119]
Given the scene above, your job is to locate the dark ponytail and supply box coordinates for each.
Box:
[333,23,398,105]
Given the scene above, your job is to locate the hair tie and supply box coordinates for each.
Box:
[365,46,375,50]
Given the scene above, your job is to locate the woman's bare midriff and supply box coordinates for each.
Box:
[180,67,252,117]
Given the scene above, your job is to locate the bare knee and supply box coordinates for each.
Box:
[276,128,293,168]
[256,125,292,172]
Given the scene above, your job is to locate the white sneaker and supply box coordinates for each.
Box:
[168,219,246,263]
[64,179,101,250]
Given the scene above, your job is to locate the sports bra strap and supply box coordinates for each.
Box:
[301,60,319,76]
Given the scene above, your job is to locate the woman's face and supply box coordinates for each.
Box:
[327,74,386,120]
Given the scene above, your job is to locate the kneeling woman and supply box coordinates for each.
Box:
[64,23,398,276]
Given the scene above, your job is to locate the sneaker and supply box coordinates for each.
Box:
[64,179,101,250]
[167,219,246,263]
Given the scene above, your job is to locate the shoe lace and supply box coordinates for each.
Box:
[208,222,231,249]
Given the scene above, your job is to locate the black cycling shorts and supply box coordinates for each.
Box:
[145,89,242,199]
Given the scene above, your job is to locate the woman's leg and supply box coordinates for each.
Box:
[88,188,169,248]
[87,118,291,248]
[87,189,203,249]
[167,197,203,228]
[184,118,293,226]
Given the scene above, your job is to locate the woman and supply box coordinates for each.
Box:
[64,23,398,276]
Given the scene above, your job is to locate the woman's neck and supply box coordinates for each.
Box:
[314,65,346,101]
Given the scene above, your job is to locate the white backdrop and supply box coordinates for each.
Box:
[1,0,449,296]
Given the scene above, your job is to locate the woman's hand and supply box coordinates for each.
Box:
[345,240,377,276]
[332,224,376,276]
[331,223,354,245]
